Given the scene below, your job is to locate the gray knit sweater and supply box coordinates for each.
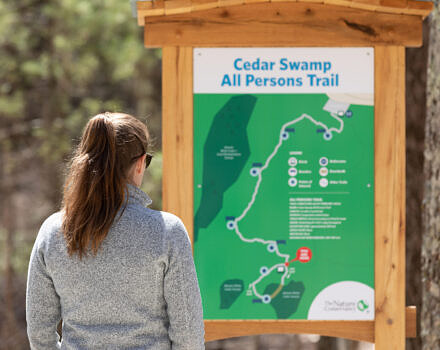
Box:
[26,183,205,350]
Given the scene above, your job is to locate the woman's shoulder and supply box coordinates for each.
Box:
[155,211,190,244]
[32,211,64,253]
[129,207,187,237]
[37,211,62,238]
[159,211,184,227]
[128,206,181,228]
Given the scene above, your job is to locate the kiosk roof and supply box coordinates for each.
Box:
[135,0,433,24]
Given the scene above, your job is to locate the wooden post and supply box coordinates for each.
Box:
[374,46,406,349]
[162,46,194,242]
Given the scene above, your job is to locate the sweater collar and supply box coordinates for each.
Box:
[125,183,152,208]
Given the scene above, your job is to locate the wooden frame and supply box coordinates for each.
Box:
[161,45,410,348]
[144,2,423,48]
[162,46,194,242]
[373,45,406,348]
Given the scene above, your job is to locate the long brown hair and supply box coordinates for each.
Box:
[61,112,150,260]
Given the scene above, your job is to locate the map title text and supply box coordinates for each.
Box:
[220,58,339,88]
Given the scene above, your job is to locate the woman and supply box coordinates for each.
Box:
[26,112,205,350]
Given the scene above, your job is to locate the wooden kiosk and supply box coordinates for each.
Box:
[134,1,432,348]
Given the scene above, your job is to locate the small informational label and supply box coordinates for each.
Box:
[194,48,374,320]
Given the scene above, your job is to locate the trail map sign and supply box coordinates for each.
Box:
[193,48,374,320]
[136,0,432,345]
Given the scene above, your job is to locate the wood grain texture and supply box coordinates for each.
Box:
[204,307,416,342]
[191,0,219,11]
[162,47,194,243]
[374,46,406,350]
[244,0,269,4]
[322,0,352,6]
[380,0,407,9]
[137,0,165,24]
[219,0,245,7]
[407,0,434,17]
[349,0,380,12]
[298,0,323,4]
[405,306,417,338]
[205,320,375,342]
[143,2,423,47]
[164,0,194,15]
[136,0,433,22]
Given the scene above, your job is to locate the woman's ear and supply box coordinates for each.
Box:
[136,154,146,174]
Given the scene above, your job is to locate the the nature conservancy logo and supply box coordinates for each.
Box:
[357,299,369,312]
[324,300,356,312]
[308,281,374,320]
[321,298,370,314]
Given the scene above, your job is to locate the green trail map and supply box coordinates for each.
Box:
[193,93,374,320]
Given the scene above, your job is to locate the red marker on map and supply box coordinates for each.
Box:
[289,247,312,264]
[296,247,312,262]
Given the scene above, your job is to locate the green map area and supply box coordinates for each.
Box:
[194,94,374,319]
[194,95,256,242]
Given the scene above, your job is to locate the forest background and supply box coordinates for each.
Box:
[0,0,438,349]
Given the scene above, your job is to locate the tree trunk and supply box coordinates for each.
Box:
[421,1,440,348]
[0,146,19,349]
[405,20,430,350]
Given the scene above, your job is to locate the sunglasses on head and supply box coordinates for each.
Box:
[132,152,153,169]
